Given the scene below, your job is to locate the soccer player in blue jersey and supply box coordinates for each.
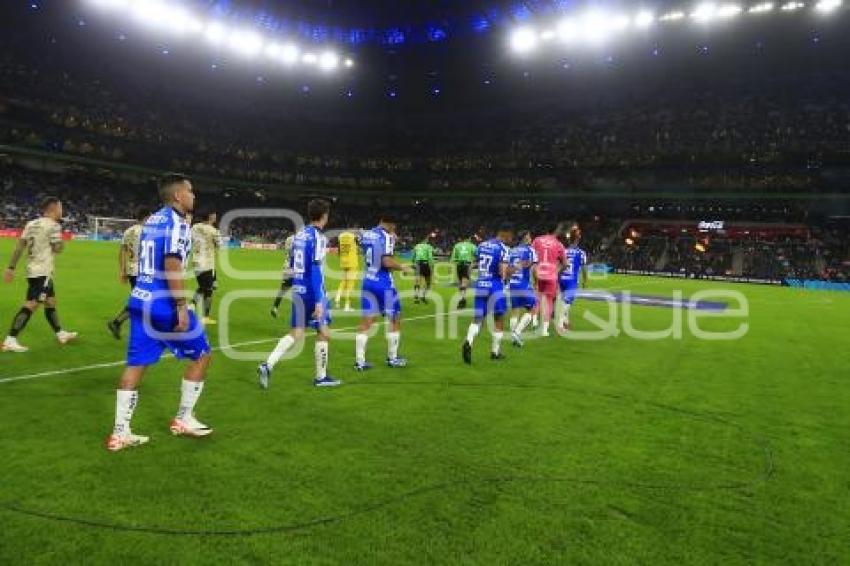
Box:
[258,199,340,388]
[558,226,589,332]
[462,222,515,364]
[106,174,213,452]
[355,213,414,371]
[508,230,538,347]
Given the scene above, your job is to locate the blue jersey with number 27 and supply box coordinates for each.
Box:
[475,238,509,289]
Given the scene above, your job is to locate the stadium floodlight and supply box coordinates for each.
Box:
[228,29,264,58]
[204,22,227,45]
[540,29,557,41]
[319,51,339,71]
[265,43,282,59]
[557,18,579,42]
[87,0,130,9]
[659,10,686,21]
[815,0,842,12]
[510,27,539,53]
[302,52,318,65]
[344,58,354,68]
[634,10,656,28]
[281,44,300,64]
[748,2,775,12]
[131,0,170,27]
[580,9,622,44]
[718,3,744,17]
[780,1,805,10]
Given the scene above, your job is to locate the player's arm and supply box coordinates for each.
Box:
[3,238,27,283]
[450,244,458,263]
[382,254,413,274]
[164,255,190,332]
[581,254,589,288]
[50,225,64,254]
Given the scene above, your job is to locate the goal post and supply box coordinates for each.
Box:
[89,216,138,242]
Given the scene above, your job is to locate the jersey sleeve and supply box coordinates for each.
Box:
[530,247,539,264]
[382,233,395,257]
[450,244,458,262]
[164,218,190,261]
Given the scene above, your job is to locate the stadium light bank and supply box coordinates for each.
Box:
[509,0,845,55]
[83,0,356,72]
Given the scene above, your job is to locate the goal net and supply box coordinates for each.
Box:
[89,216,138,242]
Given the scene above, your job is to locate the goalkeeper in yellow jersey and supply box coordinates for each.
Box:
[335,230,360,312]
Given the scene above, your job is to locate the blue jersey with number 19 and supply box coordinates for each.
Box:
[290,225,327,300]
[127,206,192,320]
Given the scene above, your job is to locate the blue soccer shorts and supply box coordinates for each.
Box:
[127,309,211,367]
[473,286,508,319]
[509,289,538,311]
[290,293,332,330]
[361,283,401,320]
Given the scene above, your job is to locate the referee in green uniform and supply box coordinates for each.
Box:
[411,237,435,304]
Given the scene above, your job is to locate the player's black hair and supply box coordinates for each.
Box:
[379,211,398,224]
[40,196,61,212]
[307,199,331,222]
[194,208,217,223]
[517,229,531,242]
[550,221,564,235]
[497,221,515,234]
[158,173,191,203]
[135,207,152,221]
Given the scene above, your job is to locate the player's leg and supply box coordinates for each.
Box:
[490,292,508,360]
[355,285,380,370]
[258,294,308,388]
[313,323,341,387]
[422,264,432,303]
[457,264,468,309]
[558,287,577,331]
[271,273,293,317]
[334,269,346,308]
[44,287,77,345]
[108,277,136,339]
[463,290,487,364]
[386,289,406,367]
[2,276,50,352]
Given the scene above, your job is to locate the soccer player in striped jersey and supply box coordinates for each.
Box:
[558,227,589,332]
[108,208,150,340]
[270,232,296,318]
[107,174,213,451]
[508,230,538,347]
[258,199,339,388]
[462,222,515,364]
[355,213,413,371]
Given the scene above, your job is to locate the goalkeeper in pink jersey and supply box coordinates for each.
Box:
[531,224,565,337]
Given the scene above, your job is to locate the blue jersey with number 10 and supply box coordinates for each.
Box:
[361,226,396,289]
[475,238,509,289]
[127,206,191,319]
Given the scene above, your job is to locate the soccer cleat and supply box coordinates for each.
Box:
[354,361,374,372]
[170,416,213,437]
[107,320,121,340]
[106,433,149,452]
[56,330,78,345]
[257,362,272,390]
[490,352,506,361]
[462,340,472,365]
[2,337,28,353]
[386,357,408,368]
[511,332,524,348]
[561,322,571,332]
[202,317,217,325]
[314,376,342,388]
[270,306,279,318]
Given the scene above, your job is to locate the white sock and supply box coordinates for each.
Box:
[563,304,572,326]
[387,331,400,360]
[516,312,532,335]
[492,331,504,355]
[466,322,481,345]
[315,341,328,379]
[177,379,204,420]
[541,320,550,335]
[509,316,518,332]
[267,335,296,369]
[532,313,539,327]
[355,332,369,365]
[113,389,138,435]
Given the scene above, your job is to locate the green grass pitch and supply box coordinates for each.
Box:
[1,239,849,564]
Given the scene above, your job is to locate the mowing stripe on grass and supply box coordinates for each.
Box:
[0,311,451,385]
